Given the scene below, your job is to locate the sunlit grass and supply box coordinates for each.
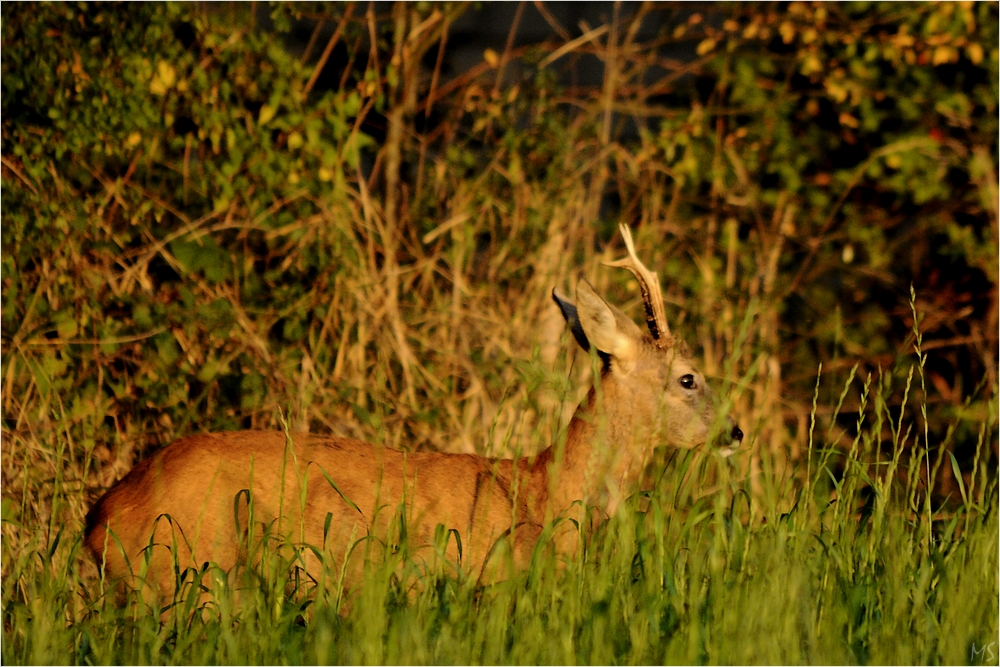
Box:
[3,343,997,665]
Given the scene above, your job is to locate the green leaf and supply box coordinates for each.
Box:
[54,313,78,340]
[947,450,969,507]
[258,103,277,126]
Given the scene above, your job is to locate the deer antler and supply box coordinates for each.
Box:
[603,224,671,345]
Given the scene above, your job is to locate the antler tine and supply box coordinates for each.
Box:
[602,224,671,343]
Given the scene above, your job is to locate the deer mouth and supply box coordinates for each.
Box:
[717,424,744,457]
[718,442,740,457]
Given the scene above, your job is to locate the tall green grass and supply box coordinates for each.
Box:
[3,329,997,665]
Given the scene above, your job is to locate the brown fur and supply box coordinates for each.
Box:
[84,226,742,602]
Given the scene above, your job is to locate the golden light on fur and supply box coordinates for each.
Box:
[84,225,743,602]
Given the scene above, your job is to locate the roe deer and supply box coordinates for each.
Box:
[84,224,743,603]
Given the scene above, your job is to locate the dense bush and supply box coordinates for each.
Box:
[3,0,995,488]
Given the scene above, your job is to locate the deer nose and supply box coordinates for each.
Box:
[731,425,744,444]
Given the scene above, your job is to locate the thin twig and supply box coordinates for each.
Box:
[532,1,571,40]
[197,29,246,70]
[416,11,451,206]
[304,5,354,97]
[424,12,450,121]
[538,24,609,68]
[300,18,325,64]
[493,1,525,94]
[601,3,620,146]
[21,327,168,346]
[0,155,39,195]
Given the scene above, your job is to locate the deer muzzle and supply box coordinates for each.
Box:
[718,421,744,458]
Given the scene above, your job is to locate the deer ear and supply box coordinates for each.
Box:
[552,288,591,353]
[573,277,642,368]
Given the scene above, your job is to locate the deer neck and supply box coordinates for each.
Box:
[533,374,657,520]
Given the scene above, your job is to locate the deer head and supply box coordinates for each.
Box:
[551,225,743,463]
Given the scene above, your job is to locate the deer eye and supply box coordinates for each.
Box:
[679,374,696,390]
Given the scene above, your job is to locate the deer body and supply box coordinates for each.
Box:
[85,225,742,601]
